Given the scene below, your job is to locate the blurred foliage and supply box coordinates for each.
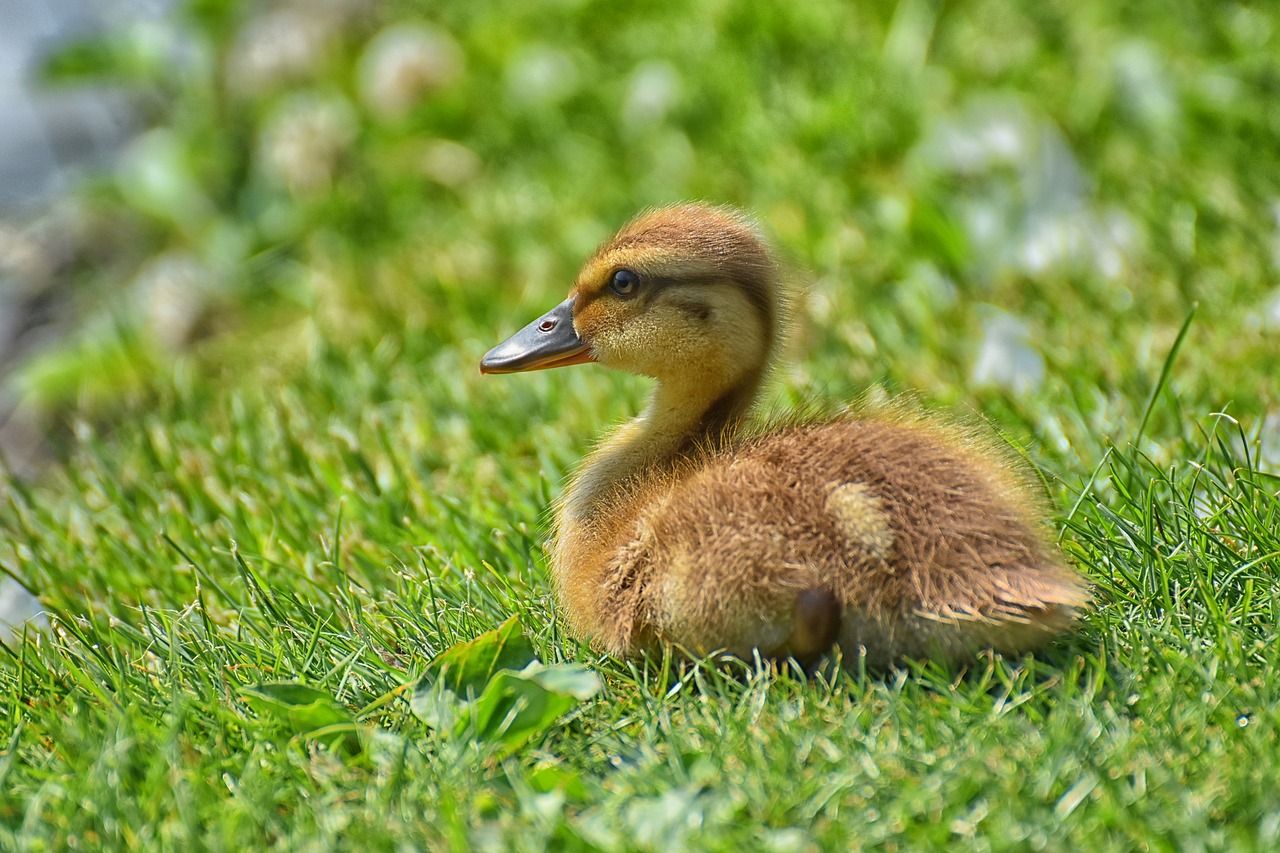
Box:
[3,1,1280,847]
[13,0,1279,441]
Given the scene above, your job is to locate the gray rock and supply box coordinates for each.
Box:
[0,577,47,645]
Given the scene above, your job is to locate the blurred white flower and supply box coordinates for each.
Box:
[506,46,579,105]
[914,98,1140,282]
[1015,215,1080,275]
[419,139,481,188]
[228,8,333,93]
[1017,208,1134,280]
[227,0,373,93]
[1259,411,1280,472]
[118,129,213,226]
[1100,210,1139,275]
[1113,41,1180,136]
[0,224,54,292]
[259,93,358,196]
[358,23,464,120]
[622,61,682,129]
[970,308,1045,395]
[134,251,214,349]
[0,578,47,646]
[1252,288,1280,333]
[916,100,1037,175]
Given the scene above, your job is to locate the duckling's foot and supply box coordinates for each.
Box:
[779,587,841,667]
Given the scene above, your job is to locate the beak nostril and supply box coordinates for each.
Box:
[538,319,557,332]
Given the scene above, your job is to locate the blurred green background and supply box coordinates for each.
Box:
[4,0,1277,455]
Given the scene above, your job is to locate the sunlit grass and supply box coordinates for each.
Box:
[3,0,1280,848]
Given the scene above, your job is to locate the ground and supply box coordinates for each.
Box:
[1,0,1279,849]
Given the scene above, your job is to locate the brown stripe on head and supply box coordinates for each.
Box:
[575,203,782,353]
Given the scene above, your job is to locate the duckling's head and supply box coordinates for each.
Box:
[481,203,782,398]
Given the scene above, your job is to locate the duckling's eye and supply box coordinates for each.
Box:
[609,269,640,298]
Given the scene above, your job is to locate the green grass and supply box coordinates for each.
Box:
[3,0,1280,848]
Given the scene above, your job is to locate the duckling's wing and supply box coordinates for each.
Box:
[910,568,1089,657]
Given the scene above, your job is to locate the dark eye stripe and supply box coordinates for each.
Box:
[665,298,712,322]
[586,272,770,342]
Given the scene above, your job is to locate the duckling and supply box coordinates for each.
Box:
[481,203,1088,668]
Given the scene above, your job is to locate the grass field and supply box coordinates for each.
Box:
[3,0,1280,848]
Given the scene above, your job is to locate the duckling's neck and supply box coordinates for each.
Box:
[563,367,763,524]
[551,368,764,628]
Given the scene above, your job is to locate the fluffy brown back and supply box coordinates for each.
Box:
[594,413,1087,666]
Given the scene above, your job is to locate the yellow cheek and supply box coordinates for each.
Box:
[574,300,616,339]
[576,299,646,364]
[600,313,710,377]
